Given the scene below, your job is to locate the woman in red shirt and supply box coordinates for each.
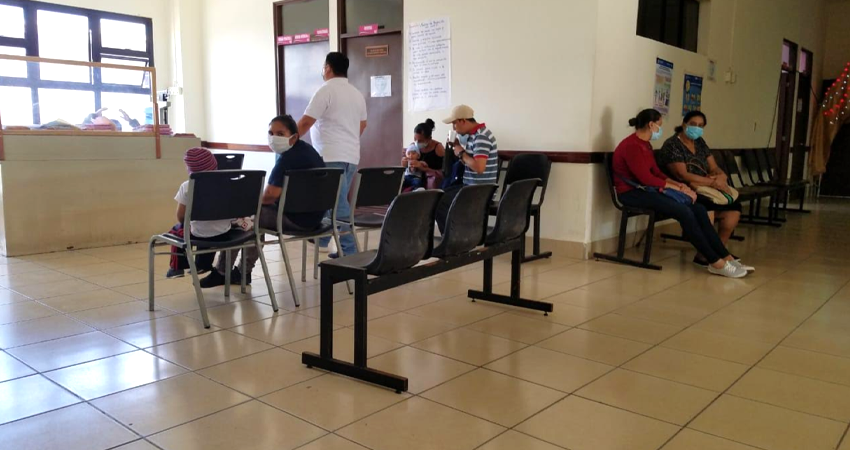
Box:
[613,109,751,278]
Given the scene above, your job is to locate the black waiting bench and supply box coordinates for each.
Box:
[301,179,553,393]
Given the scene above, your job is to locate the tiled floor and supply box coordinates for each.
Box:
[0,201,850,450]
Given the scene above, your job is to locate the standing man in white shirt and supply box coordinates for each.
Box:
[298,52,367,258]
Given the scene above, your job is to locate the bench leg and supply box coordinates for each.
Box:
[643,215,656,266]
[302,269,408,393]
[148,238,156,312]
[353,274,368,367]
[592,212,662,270]
[521,210,553,264]
[469,248,554,314]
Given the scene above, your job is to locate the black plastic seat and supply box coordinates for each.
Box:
[148,170,279,328]
[432,184,497,258]
[322,190,443,276]
[338,167,405,252]
[489,153,552,262]
[592,154,667,270]
[717,150,781,226]
[213,153,245,170]
[260,168,345,307]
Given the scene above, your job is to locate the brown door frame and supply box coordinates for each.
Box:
[273,0,331,115]
[791,47,814,182]
[775,39,798,182]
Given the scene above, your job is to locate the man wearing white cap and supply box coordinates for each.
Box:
[436,104,499,232]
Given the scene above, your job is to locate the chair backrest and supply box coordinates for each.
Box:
[351,167,405,209]
[740,151,765,184]
[365,190,443,276]
[214,153,245,171]
[710,149,728,173]
[755,148,776,180]
[502,153,552,205]
[602,153,624,211]
[280,168,344,216]
[432,184,497,258]
[720,151,748,187]
[187,170,265,222]
[486,178,539,246]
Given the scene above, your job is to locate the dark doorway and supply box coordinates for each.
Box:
[791,48,814,183]
[775,40,798,182]
[820,124,850,197]
[344,33,403,168]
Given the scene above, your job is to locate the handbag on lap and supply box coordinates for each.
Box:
[695,185,739,205]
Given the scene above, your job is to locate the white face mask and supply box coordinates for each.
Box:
[269,135,295,154]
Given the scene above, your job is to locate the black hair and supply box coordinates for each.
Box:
[325,52,349,77]
[628,109,662,129]
[270,115,298,135]
[414,119,436,139]
[675,110,708,133]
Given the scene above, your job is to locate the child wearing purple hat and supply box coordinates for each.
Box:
[165,147,234,278]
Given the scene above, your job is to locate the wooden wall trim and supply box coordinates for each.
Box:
[203,141,272,153]
[498,150,605,164]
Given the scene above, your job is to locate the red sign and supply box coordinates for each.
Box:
[276,35,293,45]
[359,24,379,35]
[315,28,329,38]
[294,33,311,43]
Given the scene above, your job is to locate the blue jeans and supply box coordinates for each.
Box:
[319,161,358,255]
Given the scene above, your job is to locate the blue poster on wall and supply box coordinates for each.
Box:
[683,74,703,117]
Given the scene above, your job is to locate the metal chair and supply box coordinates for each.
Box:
[592,154,665,270]
[339,167,405,253]
[755,148,810,213]
[213,153,245,170]
[148,170,279,328]
[260,168,346,307]
[721,150,781,227]
[489,153,553,263]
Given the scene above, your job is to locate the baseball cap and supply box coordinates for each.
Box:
[442,105,475,124]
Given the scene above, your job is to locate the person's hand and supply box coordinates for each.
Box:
[118,109,131,122]
[94,108,108,117]
[453,144,465,158]
[401,157,409,166]
[682,186,697,203]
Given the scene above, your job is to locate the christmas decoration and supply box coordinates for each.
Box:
[811,61,850,176]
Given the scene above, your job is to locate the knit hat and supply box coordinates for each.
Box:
[184,147,218,174]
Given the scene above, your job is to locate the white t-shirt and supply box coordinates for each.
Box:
[304,77,368,165]
[174,180,233,238]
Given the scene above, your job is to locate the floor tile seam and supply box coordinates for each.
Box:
[479,361,617,397]
[570,390,720,428]
[295,433,378,450]
[649,282,850,448]
[72,311,182,332]
[836,423,850,450]
[613,365,740,394]
[104,438,165,450]
[128,397,258,439]
[478,428,572,450]
[753,364,850,389]
[35,297,145,315]
[721,390,850,424]
[139,340,274,373]
[17,345,140,374]
[0,326,96,352]
[254,383,412,434]
[656,427,773,450]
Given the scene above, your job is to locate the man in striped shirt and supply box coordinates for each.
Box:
[435,104,499,232]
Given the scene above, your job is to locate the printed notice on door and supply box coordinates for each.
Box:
[408,17,451,112]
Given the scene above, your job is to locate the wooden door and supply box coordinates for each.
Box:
[344,33,403,168]
[775,40,798,182]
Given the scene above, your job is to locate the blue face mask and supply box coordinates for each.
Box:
[458,134,470,148]
[651,126,663,141]
[417,141,428,151]
[685,126,704,140]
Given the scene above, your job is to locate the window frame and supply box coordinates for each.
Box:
[636,0,701,53]
[0,0,154,124]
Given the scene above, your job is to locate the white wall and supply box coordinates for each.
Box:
[823,0,850,79]
[588,0,827,242]
[403,0,599,243]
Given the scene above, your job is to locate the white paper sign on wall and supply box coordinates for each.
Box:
[371,75,392,98]
[408,17,451,112]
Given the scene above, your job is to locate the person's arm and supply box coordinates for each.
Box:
[297,115,317,138]
[176,203,186,224]
[434,142,446,157]
[621,143,667,189]
[360,120,367,136]
[666,162,715,187]
[261,184,282,205]
[466,136,491,175]
[706,156,729,187]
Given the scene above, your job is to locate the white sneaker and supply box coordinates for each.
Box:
[730,260,755,272]
[708,261,748,279]
[314,239,335,254]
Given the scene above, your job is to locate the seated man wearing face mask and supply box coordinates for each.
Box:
[200,114,325,288]
[434,104,499,234]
